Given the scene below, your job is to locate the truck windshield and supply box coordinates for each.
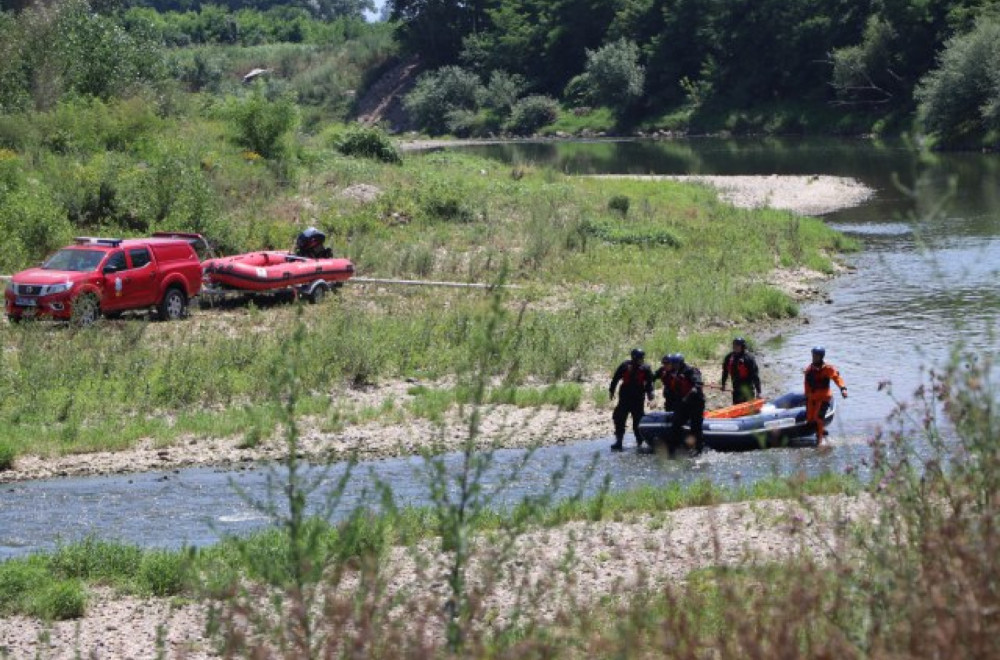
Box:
[42,249,106,272]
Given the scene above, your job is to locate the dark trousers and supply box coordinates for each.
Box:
[672,398,706,450]
[731,382,755,405]
[613,399,646,444]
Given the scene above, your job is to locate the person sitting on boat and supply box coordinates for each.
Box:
[294,227,333,259]
[609,348,655,452]
[654,354,680,412]
[804,346,847,445]
[669,354,706,456]
[720,337,762,405]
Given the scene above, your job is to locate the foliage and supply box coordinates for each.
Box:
[404,66,483,135]
[225,89,299,161]
[0,0,166,113]
[505,94,559,135]
[916,16,1000,148]
[0,439,14,470]
[332,125,402,163]
[478,70,526,114]
[831,16,898,107]
[608,194,630,216]
[572,38,645,111]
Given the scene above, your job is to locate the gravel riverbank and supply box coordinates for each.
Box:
[0,493,875,658]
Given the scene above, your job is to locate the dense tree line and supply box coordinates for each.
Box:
[391,0,1000,144]
[1,0,373,21]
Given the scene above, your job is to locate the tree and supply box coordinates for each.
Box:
[390,0,490,66]
[916,16,1000,147]
[831,16,898,106]
[571,38,645,111]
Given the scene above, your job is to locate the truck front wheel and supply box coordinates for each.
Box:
[158,287,188,321]
[71,294,101,327]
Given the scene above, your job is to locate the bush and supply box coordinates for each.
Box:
[32,580,87,620]
[608,195,630,216]
[334,125,401,164]
[505,95,559,135]
[478,70,526,114]
[137,551,186,597]
[226,90,299,161]
[404,66,483,135]
[916,17,1000,148]
[573,39,645,111]
[0,440,15,471]
[583,218,681,248]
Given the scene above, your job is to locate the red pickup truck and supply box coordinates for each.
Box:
[4,235,206,325]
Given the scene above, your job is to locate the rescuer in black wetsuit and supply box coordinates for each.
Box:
[720,337,762,405]
[654,354,680,412]
[295,227,333,259]
[608,348,655,451]
[669,354,706,456]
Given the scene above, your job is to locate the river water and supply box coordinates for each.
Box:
[2,138,997,559]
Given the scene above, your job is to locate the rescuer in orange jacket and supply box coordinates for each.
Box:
[609,348,655,451]
[720,337,762,405]
[804,346,847,445]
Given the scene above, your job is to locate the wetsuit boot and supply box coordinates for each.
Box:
[611,433,624,452]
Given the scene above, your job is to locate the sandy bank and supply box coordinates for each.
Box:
[587,174,875,216]
[0,493,875,658]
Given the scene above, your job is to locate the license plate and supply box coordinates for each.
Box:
[15,297,38,307]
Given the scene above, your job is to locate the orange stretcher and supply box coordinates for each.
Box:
[704,398,766,419]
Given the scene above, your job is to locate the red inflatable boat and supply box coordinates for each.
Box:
[203,251,355,292]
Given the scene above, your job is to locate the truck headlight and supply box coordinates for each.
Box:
[44,282,74,295]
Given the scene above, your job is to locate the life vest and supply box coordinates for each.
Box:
[726,354,751,381]
[621,363,648,388]
[805,363,839,394]
[672,368,700,398]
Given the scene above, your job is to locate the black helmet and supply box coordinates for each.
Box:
[670,353,685,365]
[733,337,747,348]
[295,227,326,253]
[631,348,645,361]
[661,354,671,364]
[811,346,826,358]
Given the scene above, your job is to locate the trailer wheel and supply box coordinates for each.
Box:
[158,287,188,321]
[307,283,328,305]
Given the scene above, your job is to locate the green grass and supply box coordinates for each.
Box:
[0,471,860,619]
[0,101,853,458]
[539,106,618,136]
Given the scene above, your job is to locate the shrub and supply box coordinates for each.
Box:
[608,195,630,216]
[583,218,681,248]
[404,66,483,135]
[226,90,299,160]
[0,440,14,471]
[0,563,48,614]
[32,580,86,620]
[478,70,526,114]
[574,38,645,111]
[334,125,401,164]
[505,95,559,135]
[137,551,187,597]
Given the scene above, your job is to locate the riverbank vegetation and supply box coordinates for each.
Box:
[389,0,1000,148]
[0,106,852,463]
[2,351,998,658]
[0,472,860,620]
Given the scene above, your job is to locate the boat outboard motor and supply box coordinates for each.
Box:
[295,227,332,259]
